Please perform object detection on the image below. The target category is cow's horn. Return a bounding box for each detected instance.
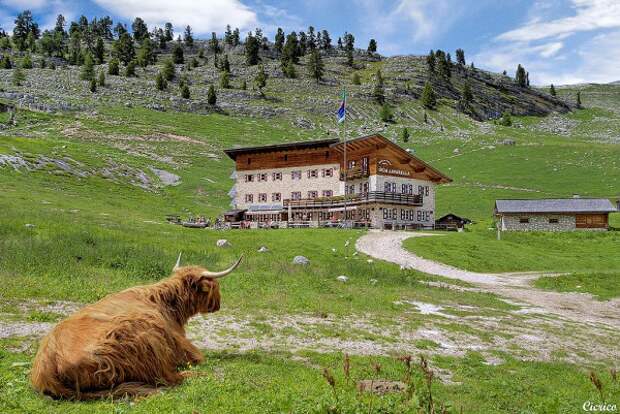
[173,252,182,271]
[201,256,243,279]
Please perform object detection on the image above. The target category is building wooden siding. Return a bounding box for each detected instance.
[234,147,340,171]
[575,214,608,229]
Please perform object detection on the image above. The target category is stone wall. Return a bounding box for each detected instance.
[501,214,576,231]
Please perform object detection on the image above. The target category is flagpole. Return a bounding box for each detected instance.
[342,87,347,227]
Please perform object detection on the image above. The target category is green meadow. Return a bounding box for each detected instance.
[1,101,620,412]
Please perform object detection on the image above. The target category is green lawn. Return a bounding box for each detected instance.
[403,225,620,299]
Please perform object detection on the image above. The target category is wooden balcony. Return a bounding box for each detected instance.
[339,166,370,181]
[283,191,423,210]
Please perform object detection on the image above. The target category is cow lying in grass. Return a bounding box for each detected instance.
[30,254,242,400]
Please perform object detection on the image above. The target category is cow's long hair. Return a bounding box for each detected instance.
[30,265,227,400]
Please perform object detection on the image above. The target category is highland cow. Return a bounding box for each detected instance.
[30,254,242,400]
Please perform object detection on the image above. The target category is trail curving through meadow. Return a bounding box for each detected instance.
[356,230,620,329]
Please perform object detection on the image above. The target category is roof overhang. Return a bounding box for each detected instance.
[224,138,339,161]
[331,134,452,184]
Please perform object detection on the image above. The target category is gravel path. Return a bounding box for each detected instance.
[356,230,620,329]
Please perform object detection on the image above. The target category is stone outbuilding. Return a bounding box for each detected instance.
[495,198,617,232]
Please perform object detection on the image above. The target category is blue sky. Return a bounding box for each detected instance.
[1,0,619,85]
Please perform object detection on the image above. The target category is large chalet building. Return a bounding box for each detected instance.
[224,134,452,229]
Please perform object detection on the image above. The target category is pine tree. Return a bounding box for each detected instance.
[172,43,184,64]
[98,70,105,86]
[220,70,230,88]
[125,59,136,77]
[307,26,316,50]
[80,53,95,80]
[224,25,233,46]
[426,50,436,74]
[550,84,556,96]
[184,26,194,49]
[22,54,33,69]
[515,64,527,87]
[307,49,324,82]
[455,48,465,66]
[162,58,175,80]
[379,104,393,122]
[13,10,40,51]
[232,28,240,46]
[137,38,156,67]
[283,60,296,78]
[88,77,96,92]
[245,32,260,65]
[164,23,173,41]
[254,65,268,96]
[499,111,512,126]
[367,39,377,55]
[132,17,149,42]
[207,84,217,105]
[346,49,353,67]
[401,127,410,143]
[282,32,300,67]
[155,72,167,90]
[94,36,105,63]
[180,83,190,99]
[274,28,285,54]
[13,65,26,85]
[299,31,307,56]
[421,81,436,109]
[0,55,12,69]
[320,30,331,50]
[221,54,230,73]
[462,80,473,103]
[372,69,385,104]
[113,32,135,65]
[108,58,119,75]
[576,91,582,108]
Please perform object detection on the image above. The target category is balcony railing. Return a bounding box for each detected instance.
[339,166,370,181]
[283,191,423,209]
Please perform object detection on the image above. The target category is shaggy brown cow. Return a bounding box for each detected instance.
[30,254,242,400]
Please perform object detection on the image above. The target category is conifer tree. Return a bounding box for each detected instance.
[282,32,300,65]
[550,83,556,96]
[113,32,135,65]
[207,84,217,105]
[137,38,156,67]
[13,65,26,86]
[93,36,105,64]
[307,49,324,82]
[89,78,97,92]
[164,22,173,41]
[515,64,527,87]
[221,54,230,73]
[180,83,190,99]
[172,42,184,64]
[372,69,385,104]
[162,58,175,80]
[232,28,240,46]
[320,30,331,50]
[220,70,230,88]
[401,127,410,143]
[379,104,393,122]
[184,25,194,49]
[224,25,233,46]
[283,60,296,78]
[125,59,136,77]
[22,54,33,69]
[155,72,167,90]
[455,48,465,66]
[499,111,512,126]
[421,81,436,109]
[254,64,267,96]
[426,50,436,74]
[576,91,582,108]
[98,70,105,86]
[13,10,40,51]
[80,53,95,80]
[209,32,219,57]
[108,58,119,75]
[132,17,149,42]
[462,79,473,103]
[245,32,260,65]
[367,39,377,55]
[0,55,12,69]
[274,28,285,54]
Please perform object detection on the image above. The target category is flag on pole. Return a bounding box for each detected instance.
[337,89,346,123]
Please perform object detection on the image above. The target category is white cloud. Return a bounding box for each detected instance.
[0,0,47,10]
[392,0,461,42]
[497,0,620,42]
[92,0,258,34]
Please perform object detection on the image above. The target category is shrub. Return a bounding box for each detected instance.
[155,72,167,91]
[180,84,190,99]
[499,111,512,126]
[379,104,394,122]
[125,60,136,77]
[108,58,120,75]
[207,85,216,105]
[220,71,230,89]
[162,58,175,81]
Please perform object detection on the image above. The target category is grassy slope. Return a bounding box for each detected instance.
[1,83,620,411]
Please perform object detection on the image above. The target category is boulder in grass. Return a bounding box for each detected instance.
[292,256,309,266]
[337,275,349,283]
[216,239,231,248]
[258,246,269,253]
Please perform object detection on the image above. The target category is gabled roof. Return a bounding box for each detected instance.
[436,213,471,223]
[224,138,339,160]
[495,198,617,214]
[331,134,452,184]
